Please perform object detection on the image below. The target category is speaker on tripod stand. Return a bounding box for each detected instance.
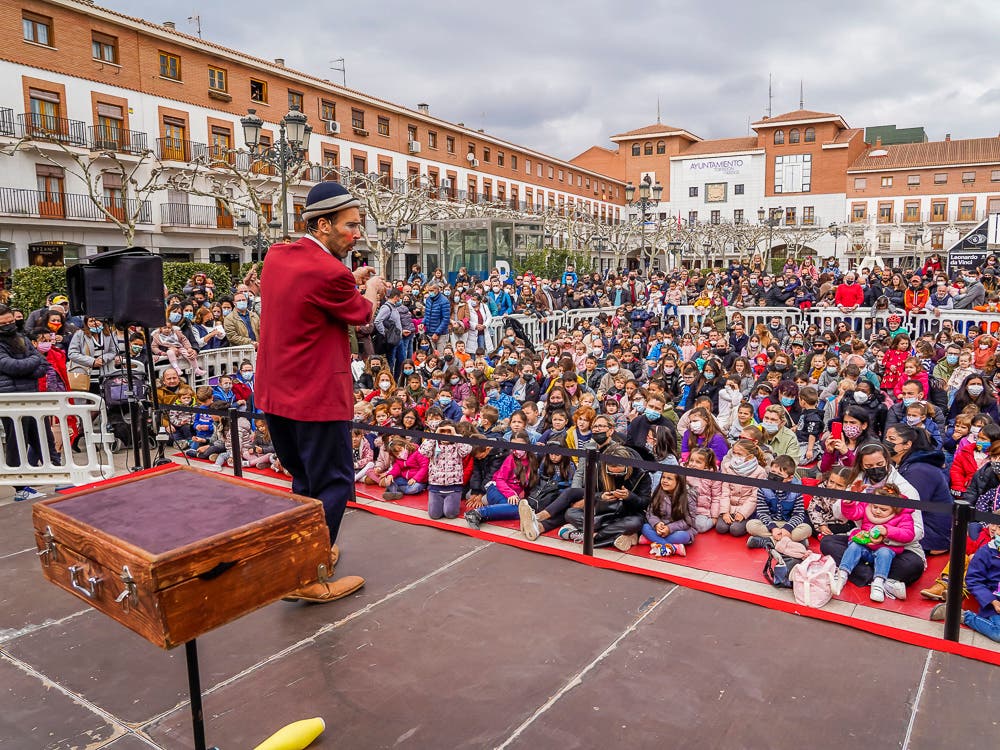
[67,248,165,470]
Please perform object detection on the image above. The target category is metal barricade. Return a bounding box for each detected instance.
[193,345,257,386]
[0,392,115,487]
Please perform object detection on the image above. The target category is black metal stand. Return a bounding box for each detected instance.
[184,639,220,750]
[943,500,972,642]
[120,336,151,472]
[227,407,244,479]
[583,448,597,557]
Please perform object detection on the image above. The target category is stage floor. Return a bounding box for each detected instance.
[1,477,999,749]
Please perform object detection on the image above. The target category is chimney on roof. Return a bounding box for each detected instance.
[457,122,464,127]
[163,20,176,29]
[274,58,285,66]
[876,137,882,147]
[478,129,485,133]
[945,133,951,141]
[417,103,430,114]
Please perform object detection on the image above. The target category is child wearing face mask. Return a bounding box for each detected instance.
[946,351,978,398]
[420,421,474,519]
[465,432,537,529]
[684,447,722,533]
[808,466,857,539]
[379,438,429,501]
[832,485,916,602]
[903,401,941,449]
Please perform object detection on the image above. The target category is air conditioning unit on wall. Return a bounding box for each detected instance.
[469,158,480,168]
[325,120,341,135]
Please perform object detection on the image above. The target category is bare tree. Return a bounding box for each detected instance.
[774,224,828,262]
[597,215,641,271]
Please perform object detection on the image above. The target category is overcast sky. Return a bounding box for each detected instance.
[119,0,1000,160]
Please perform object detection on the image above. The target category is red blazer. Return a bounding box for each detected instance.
[256,237,373,421]
[833,282,864,307]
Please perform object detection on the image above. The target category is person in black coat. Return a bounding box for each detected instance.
[886,423,953,554]
[0,304,50,501]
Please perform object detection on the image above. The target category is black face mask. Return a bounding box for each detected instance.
[591,430,609,444]
[766,472,783,483]
[0,323,17,336]
[865,466,889,484]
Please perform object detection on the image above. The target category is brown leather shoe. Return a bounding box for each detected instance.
[329,543,340,568]
[282,575,364,604]
[920,581,947,601]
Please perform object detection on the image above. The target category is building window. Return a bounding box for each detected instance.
[352,108,365,130]
[710,210,720,224]
[427,130,437,149]
[558,169,564,181]
[963,171,976,183]
[352,155,366,173]
[688,211,698,223]
[159,51,181,80]
[407,125,417,143]
[992,170,1000,182]
[208,66,227,92]
[734,209,744,224]
[548,166,554,178]
[852,203,867,222]
[773,130,784,145]
[378,161,391,184]
[789,128,800,144]
[785,207,796,225]
[249,79,267,102]
[511,154,518,170]
[804,127,815,142]
[881,176,893,188]
[210,125,232,163]
[689,186,698,197]
[907,174,920,186]
[320,99,335,121]
[959,199,976,221]
[94,102,124,149]
[774,153,812,193]
[495,151,504,166]
[644,142,653,155]
[934,173,948,184]
[656,141,665,154]
[931,200,947,222]
[854,177,867,190]
[92,32,118,63]
[483,147,491,163]
[377,116,390,136]
[878,231,891,251]
[632,144,640,156]
[904,201,920,222]
[802,206,815,225]
[734,183,744,195]
[878,202,893,223]
[288,90,303,110]
[931,230,944,250]
[23,12,53,46]
[446,136,455,153]
[27,88,61,136]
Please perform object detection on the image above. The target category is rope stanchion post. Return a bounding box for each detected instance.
[944,499,972,642]
[227,407,243,479]
[583,448,598,557]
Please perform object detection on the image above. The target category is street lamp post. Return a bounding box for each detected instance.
[757,205,783,267]
[240,106,312,240]
[377,224,408,277]
[828,222,845,260]
[236,212,280,262]
[625,174,663,272]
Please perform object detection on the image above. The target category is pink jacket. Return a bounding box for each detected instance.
[718,453,767,518]
[687,475,723,518]
[892,369,929,398]
[495,454,530,498]
[841,501,916,551]
[420,439,473,486]
[354,438,374,470]
[387,448,430,484]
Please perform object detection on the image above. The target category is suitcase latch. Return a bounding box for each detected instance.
[67,564,102,599]
[317,563,333,583]
[36,526,58,567]
[115,565,138,612]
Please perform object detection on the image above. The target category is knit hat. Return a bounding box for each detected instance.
[301,181,360,221]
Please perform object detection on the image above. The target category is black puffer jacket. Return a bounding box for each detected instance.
[0,332,48,392]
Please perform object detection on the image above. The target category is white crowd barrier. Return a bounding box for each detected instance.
[153,345,257,387]
[0,392,115,487]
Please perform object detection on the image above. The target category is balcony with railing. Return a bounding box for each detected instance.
[0,187,151,223]
[17,112,88,147]
[88,125,149,156]
[156,137,208,162]
[0,107,14,137]
[160,203,236,230]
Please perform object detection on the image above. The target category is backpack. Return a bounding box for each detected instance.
[381,310,402,347]
[526,477,562,512]
[762,549,800,588]
[788,552,837,608]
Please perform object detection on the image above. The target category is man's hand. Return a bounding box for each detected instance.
[243,265,261,296]
[354,266,377,286]
[365,275,388,299]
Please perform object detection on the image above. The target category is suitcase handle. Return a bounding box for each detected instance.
[68,564,102,599]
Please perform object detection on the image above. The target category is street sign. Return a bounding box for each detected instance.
[948,218,990,271]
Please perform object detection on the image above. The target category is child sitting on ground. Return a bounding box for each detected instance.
[188,387,216,455]
[420,420,473,519]
[746,454,810,548]
[833,484,916,602]
[961,523,1000,641]
[808,466,857,539]
[684,447,722,534]
[379,438,429,500]
[243,418,274,469]
[353,428,375,482]
[634,471,697,557]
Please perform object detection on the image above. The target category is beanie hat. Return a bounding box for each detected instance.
[301,181,360,221]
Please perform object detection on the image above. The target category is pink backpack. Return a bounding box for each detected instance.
[788,553,837,608]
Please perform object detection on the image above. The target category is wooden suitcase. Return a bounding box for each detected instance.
[31,465,332,649]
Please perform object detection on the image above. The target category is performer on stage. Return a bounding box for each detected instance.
[256,182,387,603]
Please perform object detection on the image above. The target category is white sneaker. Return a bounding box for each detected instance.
[870,577,886,603]
[518,499,542,541]
[831,569,848,596]
[614,533,638,552]
[883,578,907,600]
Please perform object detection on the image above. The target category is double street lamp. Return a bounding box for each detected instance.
[625,175,663,270]
[236,212,279,263]
[758,205,783,262]
[377,224,409,273]
[240,105,313,239]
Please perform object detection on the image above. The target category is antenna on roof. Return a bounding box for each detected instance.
[330,58,346,87]
[656,97,661,125]
[187,14,201,38]
[767,73,773,118]
[799,79,804,110]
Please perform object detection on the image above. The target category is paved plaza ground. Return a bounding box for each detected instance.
[2,462,1000,749]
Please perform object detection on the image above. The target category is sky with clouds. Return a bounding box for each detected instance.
[117,0,1000,160]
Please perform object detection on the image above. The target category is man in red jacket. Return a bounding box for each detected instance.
[257,182,386,603]
[833,271,864,312]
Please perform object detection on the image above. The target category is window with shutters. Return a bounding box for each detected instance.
[95,102,124,149]
[159,51,181,80]
[92,32,118,63]
[23,12,53,46]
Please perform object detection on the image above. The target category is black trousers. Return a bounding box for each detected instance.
[564,506,645,548]
[2,415,43,492]
[265,414,354,544]
[819,534,926,586]
[538,487,583,531]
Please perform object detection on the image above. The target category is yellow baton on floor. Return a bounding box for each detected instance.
[253,717,326,750]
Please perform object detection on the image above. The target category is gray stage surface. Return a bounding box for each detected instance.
[1,500,997,749]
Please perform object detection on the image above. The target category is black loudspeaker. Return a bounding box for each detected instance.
[66,248,165,328]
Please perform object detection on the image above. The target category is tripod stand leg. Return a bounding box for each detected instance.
[185,639,210,750]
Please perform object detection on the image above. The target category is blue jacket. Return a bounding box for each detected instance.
[487,290,514,316]
[754,481,805,529]
[898,449,953,552]
[488,392,520,421]
[422,293,451,336]
[438,398,462,421]
[212,385,237,405]
[966,543,1000,615]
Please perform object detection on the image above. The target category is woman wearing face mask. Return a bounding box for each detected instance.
[760,404,800,463]
[363,369,396,404]
[191,306,226,351]
[150,307,205,377]
[948,374,1000,431]
[951,422,1000,501]
[820,444,926,594]
[176,301,202,353]
[680,406,729,465]
[886,424,953,555]
[68,316,130,392]
[838,379,887,436]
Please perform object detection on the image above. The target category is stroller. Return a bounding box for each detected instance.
[100,369,152,448]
